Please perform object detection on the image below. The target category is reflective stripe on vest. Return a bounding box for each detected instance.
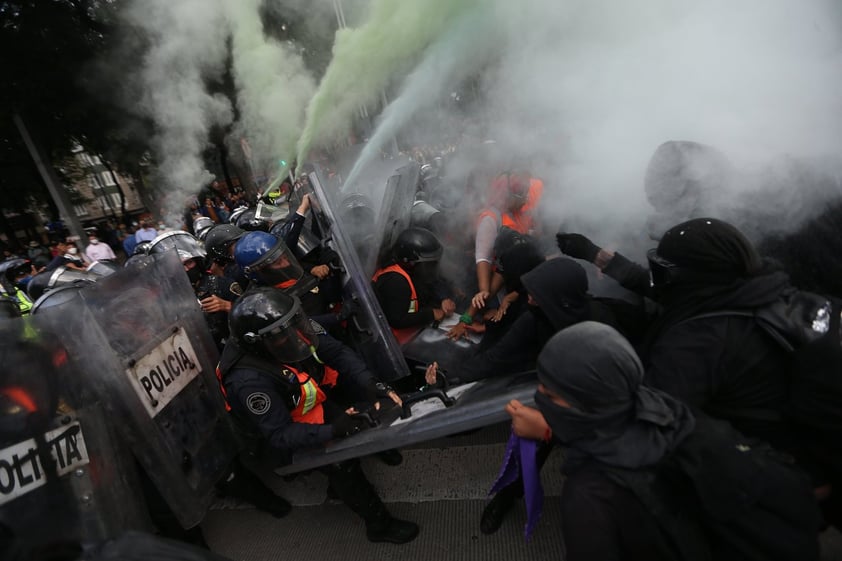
[372,264,421,344]
[14,288,31,315]
[285,365,326,424]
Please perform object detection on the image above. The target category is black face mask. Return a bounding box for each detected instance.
[186,266,203,285]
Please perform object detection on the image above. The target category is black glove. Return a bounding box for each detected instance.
[556,233,601,263]
[365,380,393,403]
[331,413,367,438]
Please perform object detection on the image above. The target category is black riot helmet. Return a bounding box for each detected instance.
[393,227,442,265]
[229,287,318,363]
[234,208,271,232]
[205,224,245,264]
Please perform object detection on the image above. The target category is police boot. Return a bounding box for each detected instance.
[480,481,521,534]
[218,458,291,518]
[328,460,419,544]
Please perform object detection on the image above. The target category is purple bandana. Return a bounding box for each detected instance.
[489,430,544,540]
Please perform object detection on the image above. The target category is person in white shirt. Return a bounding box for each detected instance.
[85,233,116,262]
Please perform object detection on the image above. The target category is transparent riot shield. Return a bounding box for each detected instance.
[306,167,411,382]
[31,252,240,528]
[0,317,151,550]
[274,371,538,476]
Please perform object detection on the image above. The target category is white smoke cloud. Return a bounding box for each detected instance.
[125,0,233,223]
[224,0,317,183]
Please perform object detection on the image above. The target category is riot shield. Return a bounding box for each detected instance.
[274,371,538,475]
[31,252,240,528]
[0,317,150,551]
[26,266,102,300]
[306,168,411,382]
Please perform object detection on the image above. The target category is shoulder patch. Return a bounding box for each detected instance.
[246,392,271,415]
[309,319,327,335]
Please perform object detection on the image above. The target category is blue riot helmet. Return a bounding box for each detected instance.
[234,231,304,288]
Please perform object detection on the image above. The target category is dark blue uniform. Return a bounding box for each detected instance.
[218,333,375,458]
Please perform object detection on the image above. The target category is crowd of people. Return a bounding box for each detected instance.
[1,143,840,560]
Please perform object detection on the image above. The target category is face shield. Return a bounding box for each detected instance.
[247,243,304,289]
[242,298,318,363]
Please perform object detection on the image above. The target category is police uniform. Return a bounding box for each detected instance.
[218,332,374,460]
[218,336,416,541]
[193,272,242,350]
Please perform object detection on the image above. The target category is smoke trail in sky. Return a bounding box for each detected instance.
[342,8,499,192]
[295,0,479,167]
[224,0,316,189]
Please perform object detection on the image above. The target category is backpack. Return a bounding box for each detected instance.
[603,414,822,561]
[684,290,842,457]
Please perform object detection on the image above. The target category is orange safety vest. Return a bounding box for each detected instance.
[477,177,544,235]
[216,362,339,422]
[372,264,422,345]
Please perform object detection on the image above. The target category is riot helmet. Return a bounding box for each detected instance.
[133,240,153,257]
[648,218,762,291]
[193,216,215,241]
[31,282,90,315]
[228,205,249,225]
[393,227,442,283]
[0,258,31,283]
[27,267,99,301]
[234,208,271,232]
[234,231,304,288]
[229,287,318,363]
[393,227,442,265]
[147,231,206,263]
[205,224,245,264]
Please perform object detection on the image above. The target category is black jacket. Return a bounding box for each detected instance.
[642,272,796,450]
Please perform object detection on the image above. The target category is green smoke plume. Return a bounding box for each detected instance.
[295,0,480,166]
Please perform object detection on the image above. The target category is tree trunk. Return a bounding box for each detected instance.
[102,157,128,220]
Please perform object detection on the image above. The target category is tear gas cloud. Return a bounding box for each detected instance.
[123,0,232,225]
[224,0,315,187]
[315,0,842,258]
[118,0,327,221]
[295,0,481,166]
[115,0,842,256]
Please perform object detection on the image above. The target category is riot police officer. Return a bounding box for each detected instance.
[234,231,329,319]
[148,232,242,351]
[372,227,456,344]
[204,224,249,289]
[217,288,418,544]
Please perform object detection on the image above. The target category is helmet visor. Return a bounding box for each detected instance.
[258,301,319,363]
[252,244,304,289]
